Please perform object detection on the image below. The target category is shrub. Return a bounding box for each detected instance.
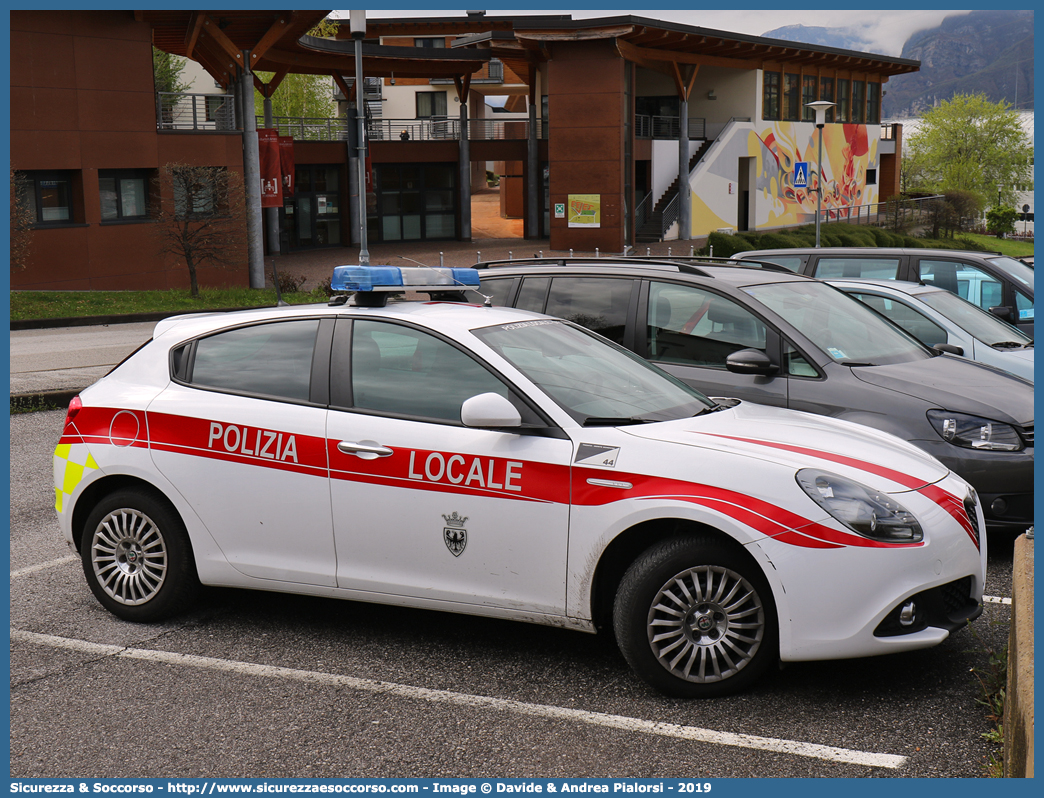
[755,232,797,248]
[705,231,749,257]
[269,269,307,294]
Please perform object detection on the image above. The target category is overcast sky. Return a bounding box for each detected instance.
[333,7,973,57]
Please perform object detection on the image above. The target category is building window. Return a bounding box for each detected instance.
[416,91,448,119]
[99,170,150,221]
[27,171,75,224]
[762,72,781,121]
[819,77,835,122]
[866,82,881,124]
[851,80,865,123]
[836,79,850,123]
[866,169,877,185]
[783,73,801,121]
[414,37,446,48]
[802,75,817,121]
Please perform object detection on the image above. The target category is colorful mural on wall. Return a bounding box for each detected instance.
[689,120,880,236]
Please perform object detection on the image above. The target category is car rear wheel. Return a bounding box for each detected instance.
[80,489,200,622]
[613,535,777,697]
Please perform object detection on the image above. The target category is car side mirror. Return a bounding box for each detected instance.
[988,306,1014,322]
[460,392,522,428]
[725,348,779,376]
[933,343,964,356]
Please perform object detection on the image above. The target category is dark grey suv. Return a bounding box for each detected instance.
[476,257,1033,531]
[733,247,1035,337]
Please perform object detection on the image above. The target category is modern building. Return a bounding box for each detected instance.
[11,9,919,291]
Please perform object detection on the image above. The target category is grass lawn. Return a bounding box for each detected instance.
[958,233,1034,259]
[9,287,327,321]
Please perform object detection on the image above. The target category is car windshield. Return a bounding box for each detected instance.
[472,319,715,424]
[987,256,1034,291]
[743,281,932,365]
[920,290,1033,347]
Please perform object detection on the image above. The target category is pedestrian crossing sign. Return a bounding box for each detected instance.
[794,162,809,189]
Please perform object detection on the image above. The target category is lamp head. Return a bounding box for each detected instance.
[349,9,366,39]
[806,100,835,127]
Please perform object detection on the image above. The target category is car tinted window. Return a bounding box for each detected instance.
[544,277,633,345]
[1015,290,1034,323]
[918,259,1003,312]
[189,319,320,401]
[848,292,948,348]
[813,257,900,279]
[477,277,517,307]
[647,281,767,368]
[351,320,507,422]
[744,281,930,365]
[746,255,803,272]
[516,276,550,313]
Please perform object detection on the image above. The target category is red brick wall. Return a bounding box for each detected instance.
[11,10,249,291]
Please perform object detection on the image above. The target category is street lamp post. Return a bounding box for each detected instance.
[350,10,370,266]
[806,100,835,247]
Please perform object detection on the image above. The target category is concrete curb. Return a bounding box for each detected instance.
[1003,530,1034,777]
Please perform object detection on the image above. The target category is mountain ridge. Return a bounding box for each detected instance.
[761,10,1033,118]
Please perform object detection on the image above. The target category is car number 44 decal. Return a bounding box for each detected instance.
[575,444,621,468]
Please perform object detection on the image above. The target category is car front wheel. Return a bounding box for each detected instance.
[80,489,200,622]
[613,535,777,697]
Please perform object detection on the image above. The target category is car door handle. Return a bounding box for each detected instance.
[337,440,394,459]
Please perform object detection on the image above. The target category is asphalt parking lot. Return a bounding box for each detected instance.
[11,408,1014,779]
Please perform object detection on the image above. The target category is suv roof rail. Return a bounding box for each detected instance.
[624,254,794,273]
[474,257,711,275]
[472,255,794,277]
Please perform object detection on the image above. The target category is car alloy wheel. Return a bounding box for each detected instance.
[89,507,168,606]
[647,564,765,683]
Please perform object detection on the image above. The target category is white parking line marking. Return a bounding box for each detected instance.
[12,628,906,769]
[10,555,78,579]
[983,595,1012,605]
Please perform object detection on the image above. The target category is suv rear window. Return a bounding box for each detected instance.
[813,258,900,279]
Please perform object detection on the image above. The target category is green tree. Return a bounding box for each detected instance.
[254,17,338,120]
[904,93,1033,207]
[985,206,1019,238]
[153,47,191,95]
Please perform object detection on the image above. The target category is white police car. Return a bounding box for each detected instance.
[54,266,986,697]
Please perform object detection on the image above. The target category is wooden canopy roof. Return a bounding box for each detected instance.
[138,9,490,93]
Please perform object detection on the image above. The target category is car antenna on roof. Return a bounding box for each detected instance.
[398,255,494,306]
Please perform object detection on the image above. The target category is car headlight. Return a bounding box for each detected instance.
[796,469,923,543]
[927,410,1024,451]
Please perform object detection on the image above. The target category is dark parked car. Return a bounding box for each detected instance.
[733,247,1034,337]
[476,257,1034,531]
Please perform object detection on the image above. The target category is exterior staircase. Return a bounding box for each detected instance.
[636,141,709,242]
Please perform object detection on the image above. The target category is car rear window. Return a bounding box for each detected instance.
[813,258,900,280]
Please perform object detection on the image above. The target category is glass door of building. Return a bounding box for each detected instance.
[286,165,343,250]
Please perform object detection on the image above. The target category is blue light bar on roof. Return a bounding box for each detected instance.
[330,265,481,293]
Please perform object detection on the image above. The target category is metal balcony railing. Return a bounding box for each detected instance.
[157,92,236,131]
[368,117,544,141]
[635,115,706,140]
[258,116,352,141]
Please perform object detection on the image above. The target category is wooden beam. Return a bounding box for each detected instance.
[185,11,206,59]
[331,71,353,102]
[200,16,245,68]
[453,71,473,104]
[249,12,297,68]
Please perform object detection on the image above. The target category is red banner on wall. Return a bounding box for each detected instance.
[278,135,295,197]
[258,129,282,208]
